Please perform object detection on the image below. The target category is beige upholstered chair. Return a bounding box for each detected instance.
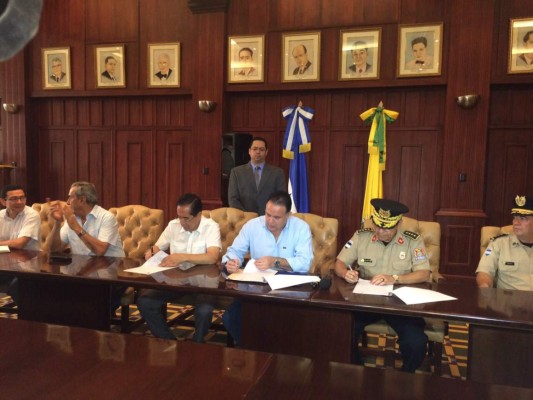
[361,216,445,375]
[32,201,67,250]
[292,212,338,277]
[109,205,165,332]
[480,225,513,258]
[201,207,258,256]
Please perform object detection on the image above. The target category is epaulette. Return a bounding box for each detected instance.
[403,230,420,240]
[490,234,508,241]
[356,227,373,235]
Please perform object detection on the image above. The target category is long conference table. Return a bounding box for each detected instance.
[0,250,532,390]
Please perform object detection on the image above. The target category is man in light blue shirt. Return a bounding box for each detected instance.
[222,190,313,345]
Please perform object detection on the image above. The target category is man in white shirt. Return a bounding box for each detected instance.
[137,193,221,343]
[0,185,41,303]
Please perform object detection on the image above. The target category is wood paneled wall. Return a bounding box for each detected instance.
[0,0,532,276]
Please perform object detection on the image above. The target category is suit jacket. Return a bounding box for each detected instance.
[101,70,117,82]
[155,69,173,80]
[228,163,286,215]
[349,63,372,73]
[292,61,312,75]
[49,72,66,84]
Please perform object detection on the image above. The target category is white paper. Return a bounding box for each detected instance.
[0,245,10,253]
[124,251,178,275]
[265,275,320,290]
[226,259,277,283]
[353,278,394,296]
[392,286,457,305]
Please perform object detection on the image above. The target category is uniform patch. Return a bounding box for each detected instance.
[484,248,491,256]
[413,248,427,261]
[360,258,372,263]
[357,228,373,235]
[344,240,353,249]
[403,230,420,240]
[371,235,378,242]
[397,237,404,245]
[399,251,406,260]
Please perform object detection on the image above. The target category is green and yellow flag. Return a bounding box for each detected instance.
[360,102,399,222]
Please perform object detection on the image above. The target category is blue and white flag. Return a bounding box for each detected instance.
[282,105,314,213]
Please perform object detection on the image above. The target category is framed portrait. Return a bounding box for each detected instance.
[148,43,180,87]
[42,47,71,90]
[339,28,381,80]
[282,31,320,82]
[228,35,264,83]
[95,45,125,88]
[508,18,533,74]
[397,23,443,77]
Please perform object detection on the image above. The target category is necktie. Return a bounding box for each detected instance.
[56,76,60,82]
[254,166,261,188]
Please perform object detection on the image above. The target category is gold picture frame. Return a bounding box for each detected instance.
[397,23,443,77]
[148,43,180,87]
[42,47,71,90]
[95,45,125,88]
[339,28,381,81]
[228,35,264,83]
[282,31,320,82]
[508,18,533,74]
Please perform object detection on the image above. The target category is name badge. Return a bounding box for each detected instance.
[505,262,515,266]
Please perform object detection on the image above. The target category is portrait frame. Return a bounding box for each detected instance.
[508,18,533,74]
[42,47,71,90]
[339,28,381,81]
[148,43,181,87]
[282,31,320,83]
[228,35,264,83]
[95,45,125,88]
[397,23,443,78]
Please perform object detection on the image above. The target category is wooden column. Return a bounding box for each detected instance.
[436,0,494,275]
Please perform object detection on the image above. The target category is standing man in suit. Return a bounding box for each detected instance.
[228,137,286,215]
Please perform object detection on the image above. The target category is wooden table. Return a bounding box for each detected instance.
[2,318,532,400]
[1,251,532,388]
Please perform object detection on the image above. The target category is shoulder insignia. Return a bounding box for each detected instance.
[356,228,373,235]
[490,234,508,241]
[403,230,420,240]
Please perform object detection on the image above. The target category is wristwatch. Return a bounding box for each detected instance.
[77,230,86,238]
[392,274,399,283]
[274,258,281,269]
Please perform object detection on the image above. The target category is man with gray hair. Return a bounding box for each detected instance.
[45,181,125,257]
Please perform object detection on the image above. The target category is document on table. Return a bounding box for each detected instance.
[353,279,394,296]
[124,251,176,275]
[226,258,278,283]
[264,275,320,290]
[392,286,457,305]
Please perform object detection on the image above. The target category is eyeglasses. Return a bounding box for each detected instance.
[5,196,26,202]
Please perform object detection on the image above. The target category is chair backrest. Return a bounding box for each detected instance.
[364,216,441,281]
[32,202,67,250]
[201,207,258,256]
[292,213,339,277]
[109,205,164,258]
[480,225,513,258]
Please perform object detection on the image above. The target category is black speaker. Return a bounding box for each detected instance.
[221,132,253,177]
[221,133,253,206]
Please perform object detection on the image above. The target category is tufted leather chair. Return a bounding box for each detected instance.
[201,207,258,257]
[32,202,67,250]
[361,216,445,375]
[480,225,513,258]
[109,205,164,259]
[108,205,164,332]
[292,212,339,277]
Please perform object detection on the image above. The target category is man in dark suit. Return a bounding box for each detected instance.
[228,137,286,215]
[292,44,312,75]
[348,41,372,75]
[154,52,174,81]
[49,57,67,84]
[101,56,118,82]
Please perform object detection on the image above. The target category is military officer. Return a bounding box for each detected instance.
[334,198,430,373]
[476,195,533,291]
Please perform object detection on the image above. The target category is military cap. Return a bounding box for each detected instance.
[511,195,533,216]
[370,198,409,229]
